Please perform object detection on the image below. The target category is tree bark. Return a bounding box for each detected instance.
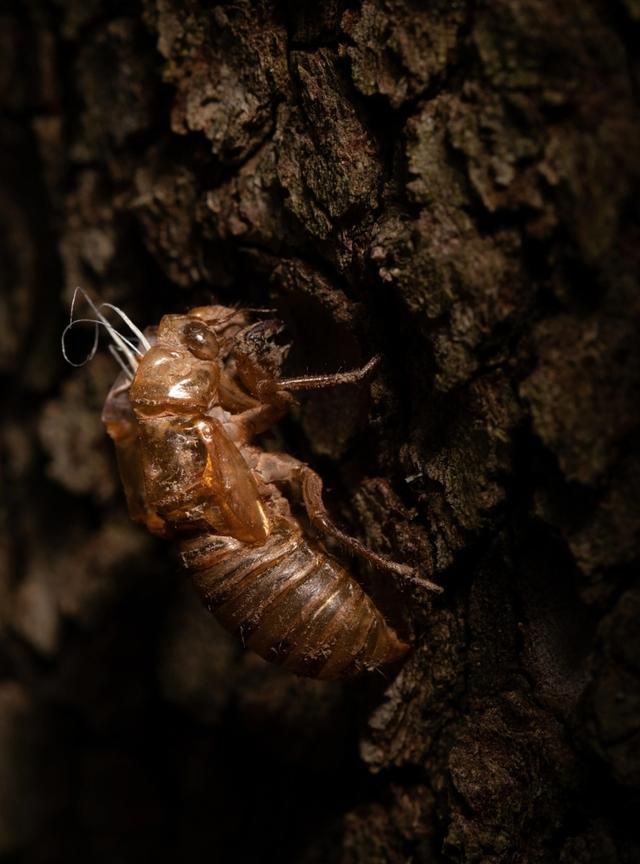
[1,1,639,862]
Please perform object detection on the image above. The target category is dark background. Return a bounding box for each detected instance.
[1,1,639,862]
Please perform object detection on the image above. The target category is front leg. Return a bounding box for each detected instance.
[257,355,380,399]
[230,399,291,444]
[228,357,380,444]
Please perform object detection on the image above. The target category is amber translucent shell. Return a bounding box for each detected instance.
[103,309,410,679]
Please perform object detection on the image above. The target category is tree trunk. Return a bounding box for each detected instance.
[1,1,639,862]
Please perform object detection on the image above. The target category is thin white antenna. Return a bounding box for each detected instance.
[108,344,136,380]
[62,315,141,371]
[61,287,146,378]
[100,302,152,352]
[63,287,100,365]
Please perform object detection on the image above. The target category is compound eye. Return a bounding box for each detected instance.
[182,320,219,361]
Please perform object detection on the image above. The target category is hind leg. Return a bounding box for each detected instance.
[254,453,442,593]
[299,467,442,594]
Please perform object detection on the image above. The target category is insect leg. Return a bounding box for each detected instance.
[229,400,291,443]
[271,355,381,393]
[299,467,443,594]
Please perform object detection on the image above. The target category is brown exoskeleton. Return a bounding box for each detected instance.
[64,292,441,679]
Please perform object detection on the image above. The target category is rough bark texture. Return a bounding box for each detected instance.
[1,1,639,862]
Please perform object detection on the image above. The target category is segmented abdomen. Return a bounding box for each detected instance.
[179,520,409,680]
